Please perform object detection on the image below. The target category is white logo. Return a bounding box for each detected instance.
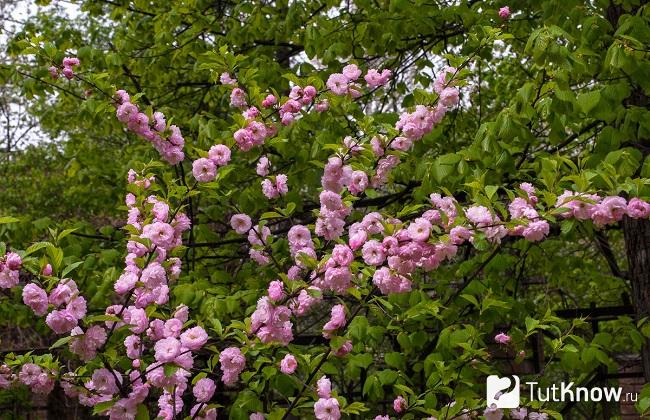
[486,375,520,408]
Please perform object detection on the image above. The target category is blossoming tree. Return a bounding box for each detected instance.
[1,0,650,419]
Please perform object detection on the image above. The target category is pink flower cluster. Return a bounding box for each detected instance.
[327,64,391,96]
[230,214,275,265]
[261,174,288,199]
[219,347,246,385]
[18,363,55,394]
[118,189,190,307]
[251,297,294,345]
[0,251,21,288]
[508,184,550,241]
[322,304,346,338]
[314,376,340,419]
[69,325,107,361]
[46,279,87,334]
[114,90,185,164]
[555,192,649,226]
[234,120,270,151]
[58,305,208,419]
[288,224,316,267]
[315,190,351,240]
[364,68,393,88]
[49,56,80,80]
[278,85,318,125]
[192,144,231,183]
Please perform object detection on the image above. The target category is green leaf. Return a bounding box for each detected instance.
[57,228,78,242]
[577,91,600,114]
[61,261,84,278]
[164,363,179,377]
[135,404,150,420]
[525,317,540,333]
[92,399,117,415]
[0,217,19,224]
[49,335,74,350]
[25,241,53,256]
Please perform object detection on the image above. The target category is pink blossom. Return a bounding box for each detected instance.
[393,395,407,413]
[323,304,346,337]
[230,88,247,107]
[220,72,236,85]
[62,57,80,67]
[365,69,392,87]
[485,406,504,420]
[315,100,329,112]
[42,264,53,276]
[92,368,120,395]
[243,106,260,119]
[331,244,354,266]
[193,378,216,403]
[314,397,340,420]
[290,287,321,316]
[49,66,59,79]
[349,229,368,251]
[250,414,265,420]
[22,283,49,316]
[180,326,208,350]
[280,354,298,374]
[342,64,361,81]
[262,94,277,108]
[5,252,21,270]
[321,266,352,294]
[372,267,412,295]
[590,196,627,226]
[231,214,252,234]
[141,222,175,249]
[45,309,77,334]
[275,174,288,195]
[257,156,271,176]
[522,220,550,242]
[154,337,181,362]
[361,240,386,266]
[288,225,313,252]
[628,198,650,218]
[555,191,600,219]
[498,6,511,19]
[208,144,231,166]
[407,218,432,242]
[248,225,271,246]
[220,347,246,386]
[268,280,285,301]
[66,296,87,320]
[333,340,353,357]
[326,73,349,96]
[163,318,183,338]
[494,332,511,344]
[124,335,141,359]
[440,87,460,107]
[192,158,217,182]
[141,262,166,288]
[370,136,385,156]
[348,170,368,195]
[317,375,332,398]
[262,179,279,199]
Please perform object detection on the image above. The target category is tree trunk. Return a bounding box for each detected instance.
[623,216,650,381]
